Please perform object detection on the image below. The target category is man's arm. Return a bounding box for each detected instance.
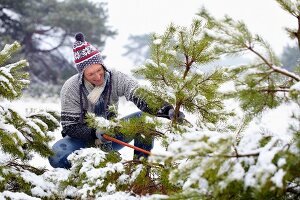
[60,77,96,140]
[62,124,96,140]
[114,71,174,117]
[61,114,97,140]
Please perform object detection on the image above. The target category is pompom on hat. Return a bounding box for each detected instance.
[73,32,106,73]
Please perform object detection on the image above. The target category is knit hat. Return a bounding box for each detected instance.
[73,32,106,73]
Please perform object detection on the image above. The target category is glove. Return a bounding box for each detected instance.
[95,129,113,152]
[95,129,108,143]
[157,104,173,118]
[168,109,185,123]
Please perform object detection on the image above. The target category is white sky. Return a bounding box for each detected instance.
[100,0,295,74]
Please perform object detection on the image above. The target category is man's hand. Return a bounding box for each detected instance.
[168,109,185,123]
[95,129,113,152]
[95,129,109,144]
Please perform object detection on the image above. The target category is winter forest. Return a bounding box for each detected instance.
[0,0,300,199]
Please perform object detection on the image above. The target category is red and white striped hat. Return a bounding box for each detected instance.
[73,32,105,73]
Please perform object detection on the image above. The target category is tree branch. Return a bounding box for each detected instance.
[160,73,170,86]
[247,46,300,81]
[33,33,67,53]
[6,160,46,175]
[33,27,54,35]
[297,15,300,50]
[207,152,259,158]
[183,54,193,79]
[259,88,290,93]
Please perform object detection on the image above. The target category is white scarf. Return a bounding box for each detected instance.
[84,73,108,105]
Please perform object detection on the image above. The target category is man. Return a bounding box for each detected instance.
[48,33,184,169]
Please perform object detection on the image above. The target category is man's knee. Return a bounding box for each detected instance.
[48,152,71,169]
[49,141,72,169]
[48,136,89,169]
[121,111,143,121]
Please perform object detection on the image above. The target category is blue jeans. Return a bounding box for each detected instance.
[48,111,153,169]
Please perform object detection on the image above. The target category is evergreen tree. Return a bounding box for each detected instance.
[55,19,234,199]
[276,0,300,50]
[55,113,179,198]
[133,20,231,128]
[153,2,300,199]
[8,1,298,199]
[0,42,60,197]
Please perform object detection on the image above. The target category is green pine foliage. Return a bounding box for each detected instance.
[199,7,300,115]
[159,127,300,199]
[0,42,29,100]
[133,20,231,128]
[0,42,60,197]
[276,0,300,49]
[59,148,178,198]
[86,112,164,146]
[57,1,300,199]
[154,2,300,199]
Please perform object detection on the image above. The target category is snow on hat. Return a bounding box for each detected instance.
[73,32,105,73]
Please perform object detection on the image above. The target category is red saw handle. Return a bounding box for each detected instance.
[102,134,152,155]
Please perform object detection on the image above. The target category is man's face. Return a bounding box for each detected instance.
[83,64,105,86]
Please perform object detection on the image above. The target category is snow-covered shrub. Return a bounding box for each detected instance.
[132,2,300,199]
[0,42,60,198]
[59,147,178,199]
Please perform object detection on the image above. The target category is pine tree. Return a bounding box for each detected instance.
[0,42,60,197]
[38,1,300,199]
[276,0,300,50]
[57,113,178,198]
[199,6,300,115]
[133,20,231,128]
[153,2,300,199]
[57,19,234,199]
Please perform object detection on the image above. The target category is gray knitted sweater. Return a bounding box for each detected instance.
[60,70,159,140]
